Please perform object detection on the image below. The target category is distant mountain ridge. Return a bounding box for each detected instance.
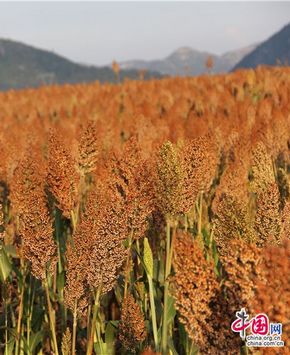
[119,44,257,76]
[233,23,290,70]
[2,21,289,92]
[0,38,161,90]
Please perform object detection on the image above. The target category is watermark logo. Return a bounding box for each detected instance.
[231,308,284,348]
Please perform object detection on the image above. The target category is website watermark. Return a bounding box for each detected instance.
[231,308,284,348]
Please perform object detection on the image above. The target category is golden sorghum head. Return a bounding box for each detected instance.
[47,129,79,218]
[201,238,261,354]
[180,134,218,209]
[219,238,262,310]
[156,136,219,217]
[155,141,183,217]
[64,240,90,317]
[86,185,128,295]
[254,182,282,247]
[119,293,147,352]
[250,240,290,348]
[205,288,243,354]
[214,150,249,205]
[64,185,104,316]
[61,328,72,355]
[78,120,99,176]
[21,198,56,279]
[110,137,154,240]
[213,192,255,255]
[173,230,220,352]
[10,147,43,217]
[64,182,129,315]
[250,141,275,194]
[10,149,56,279]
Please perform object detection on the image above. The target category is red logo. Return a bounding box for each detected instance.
[231,308,269,339]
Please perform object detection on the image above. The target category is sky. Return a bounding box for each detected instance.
[0,2,290,66]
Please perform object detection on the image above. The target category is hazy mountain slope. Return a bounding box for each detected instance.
[120,44,257,76]
[233,23,290,70]
[0,39,161,90]
[217,44,257,72]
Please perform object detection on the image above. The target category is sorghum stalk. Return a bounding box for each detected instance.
[184,214,188,232]
[26,275,35,348]
[72,300,77,355]
[162,218,176,354]
[44,278,59,355]
[53,263,57,295]
[70,209,78,234]
[124,230,134,298]
[3,284,8,355]
[87,284,102,355]
[188,339,196,355]
[136,240,141,265]
[87,304,92,344]
[55,208,67,333]
[143,237,158,350]
[15,258,25,355]
[198,191,203,237]
[168,224,177,277]
[147,275,158,350]
[162,218,171,353]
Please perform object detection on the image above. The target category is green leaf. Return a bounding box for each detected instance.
[29,331,44,353]
[94,339,107,355]
[105,321,117,346]
[157,258,165,284]
[4,245,17,258]
[167,337,179,355]
[20,337,30,355]
[166,295,176,325]
[109,320,119,329]
[56,271,65,292]
[143,237,153,278]
[0,245,12,282]
[104,321,116,355]
[201,228,210,247]
[4,337,15,355]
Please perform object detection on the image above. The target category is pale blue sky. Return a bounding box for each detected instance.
[0,2,290,65]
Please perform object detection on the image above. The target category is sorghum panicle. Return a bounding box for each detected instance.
[47,129,79,218]
[119,293,147,351]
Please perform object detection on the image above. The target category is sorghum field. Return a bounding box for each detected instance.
[0,66,289,355]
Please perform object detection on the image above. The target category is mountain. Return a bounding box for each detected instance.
[0,38,161,90]
[233,23,290,70]
[120,44,257,76]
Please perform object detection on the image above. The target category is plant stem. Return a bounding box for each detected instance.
[168,224,176,274]
[44,279,59,355]
[15,240,25,355]
[189,339,194,355]
[87,303,91,345]
[148,275,158,351]
[124,230,133,298]
[162,218,174,354]
[184,214,188,232]
[55,209,67,334]
[72,300,77,355]
[198,191,203,237]
[27,275,35,348]
[15,279,25,355]
[87,286,101,355]
[3,283,8,355]
[136,240,141,265]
